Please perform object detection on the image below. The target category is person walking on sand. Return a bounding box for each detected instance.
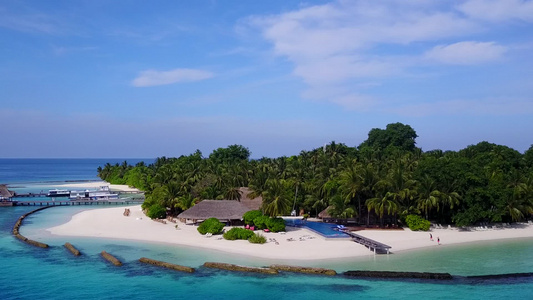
[430,233,433,241]
[437,237,440,245]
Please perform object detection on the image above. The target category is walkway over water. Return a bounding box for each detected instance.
[12,199,144,206]
[343,231,392,254]
[12,191,144,198]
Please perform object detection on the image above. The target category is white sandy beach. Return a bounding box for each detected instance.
[47,205,533,260]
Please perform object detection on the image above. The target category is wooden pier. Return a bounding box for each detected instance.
[13,192,48,198]
[12,191,144,198]
[12,199,144,206]
[343,231,392,254]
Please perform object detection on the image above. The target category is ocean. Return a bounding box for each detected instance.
[0,159,532,299]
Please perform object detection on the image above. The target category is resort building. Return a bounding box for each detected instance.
[178,200,253,225]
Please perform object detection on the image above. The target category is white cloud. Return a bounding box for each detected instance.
[132,68,214,87]
[424,41,507,65]
[457,0,533,22]
[247,0,482,109]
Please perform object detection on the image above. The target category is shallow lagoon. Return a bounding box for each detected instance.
[1,205,530,299]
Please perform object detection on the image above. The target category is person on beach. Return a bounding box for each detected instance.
[437,237,440,245]
[430,233,433,241]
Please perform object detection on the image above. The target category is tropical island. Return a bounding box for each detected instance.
[46,122,533,261]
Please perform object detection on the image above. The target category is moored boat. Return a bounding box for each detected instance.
[69,186,119,201]
[46,189,70,197]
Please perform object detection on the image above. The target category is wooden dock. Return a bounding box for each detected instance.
[13,191,143,198]
[12,199,144,206]
[343,231,392,254]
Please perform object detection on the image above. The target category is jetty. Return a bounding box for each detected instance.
[11,199,144,206]
[12,190,144,198]
[343,231,392,254]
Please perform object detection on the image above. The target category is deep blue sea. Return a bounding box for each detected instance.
[1,159,532,299]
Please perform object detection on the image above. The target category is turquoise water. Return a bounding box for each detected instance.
[1,159,533,299]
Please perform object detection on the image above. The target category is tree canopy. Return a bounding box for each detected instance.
[100,123,533,227]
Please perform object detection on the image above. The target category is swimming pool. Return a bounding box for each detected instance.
[283,218,350,238]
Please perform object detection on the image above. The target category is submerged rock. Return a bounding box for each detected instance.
[344,270,453,280]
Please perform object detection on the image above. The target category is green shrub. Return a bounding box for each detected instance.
[253,215,270,230]
[146,204,166,219]
[197,218,225,235]
[266,217,286,232]
[223,227,254,240]
[243,210,263,225]
[248,233,266,244]
[405,214,431,231]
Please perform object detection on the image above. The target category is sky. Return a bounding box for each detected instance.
[1,0,532,158]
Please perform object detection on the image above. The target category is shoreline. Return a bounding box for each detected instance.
[47,205,533,261]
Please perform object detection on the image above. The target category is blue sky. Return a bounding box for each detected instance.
[1,0,532,158]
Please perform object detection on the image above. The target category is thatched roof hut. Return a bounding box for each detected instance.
[177,200,251,222]
[0,185,14,199]
[318,206,333,219]
[239,187,262,211]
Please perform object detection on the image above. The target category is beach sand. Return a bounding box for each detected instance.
[48,205,533,260]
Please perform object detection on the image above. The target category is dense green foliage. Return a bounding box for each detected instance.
[99,124,533,227]
[242,210,286,231]
[223,227,254,240]
[243,210,263,225]
[146,204,166,219]
[265,217,286,232]
[405,214,431,231]
[253,215,270,230]
[248,233,267,244]
[197,218,225,235]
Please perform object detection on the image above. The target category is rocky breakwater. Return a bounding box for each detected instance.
[344,270,453,280]
[12,206,51,248]
[270,264,337,276]
[101,251,122,266]
[139,257,195,273]
[64,242,81,256]
[203,262,278,275]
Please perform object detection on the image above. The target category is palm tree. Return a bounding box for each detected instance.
[416,175,441,219]
[385,157,417,214]
[338,160,362,219]
[504,193,525,222]
[175,194,196,212]
[328,194,356,218]
[262,179,292,216]
[225,186,242,201]
[366,194,399,226]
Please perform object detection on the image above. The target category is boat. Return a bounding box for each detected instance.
[69,186,119,201]
[46,189,71,197]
